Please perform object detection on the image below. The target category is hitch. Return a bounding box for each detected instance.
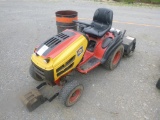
[21,82,59,112]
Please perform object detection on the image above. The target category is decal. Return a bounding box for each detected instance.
[77,46,83,56]
[37,45,49,56]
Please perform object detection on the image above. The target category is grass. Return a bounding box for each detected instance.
[115,0,160,4]
[86,0,160,7]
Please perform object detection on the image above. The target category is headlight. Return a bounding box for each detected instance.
[43,58,50,63]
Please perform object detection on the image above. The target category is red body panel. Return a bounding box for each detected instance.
[77,32,114,74]
[79,50,94,65]
[93,32,114,59]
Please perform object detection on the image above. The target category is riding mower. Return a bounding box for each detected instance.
[21,8,136,112]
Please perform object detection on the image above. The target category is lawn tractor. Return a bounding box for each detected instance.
[21,8,136,112]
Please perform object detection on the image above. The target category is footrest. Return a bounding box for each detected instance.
[21,89,46,112]
[77,57,100,73]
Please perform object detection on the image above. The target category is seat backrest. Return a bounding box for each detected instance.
[83,8,113,37]
[92,8,113,27]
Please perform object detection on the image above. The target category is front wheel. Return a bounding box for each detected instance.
[59,80,84,107]
[103,45,124,70]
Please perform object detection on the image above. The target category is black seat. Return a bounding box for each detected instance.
[83,8,113,37]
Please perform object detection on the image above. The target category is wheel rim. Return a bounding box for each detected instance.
[112,51,121,65]
[69,89,81,103]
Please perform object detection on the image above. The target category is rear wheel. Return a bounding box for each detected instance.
[59,80,83,107]
[103,45,124,70]
[29,64,43,81]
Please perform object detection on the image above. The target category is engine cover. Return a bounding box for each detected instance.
[31,29,88,82]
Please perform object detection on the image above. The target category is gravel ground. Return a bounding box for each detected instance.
[0,0,160,120]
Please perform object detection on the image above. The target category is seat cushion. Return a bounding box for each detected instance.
[83,22,111,37]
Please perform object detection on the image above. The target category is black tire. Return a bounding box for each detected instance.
[59,80,83,107]
[103,45,124,70]
[156,78,160,89]
[29,64,43,81]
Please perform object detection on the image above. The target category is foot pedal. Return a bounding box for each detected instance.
[21,89,46,112]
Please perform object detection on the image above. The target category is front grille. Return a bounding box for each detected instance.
[32,63,54,85]
[44,32,70,48]
[56,55,75,76]
[57,63,74,76]
[33,64,45,79]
